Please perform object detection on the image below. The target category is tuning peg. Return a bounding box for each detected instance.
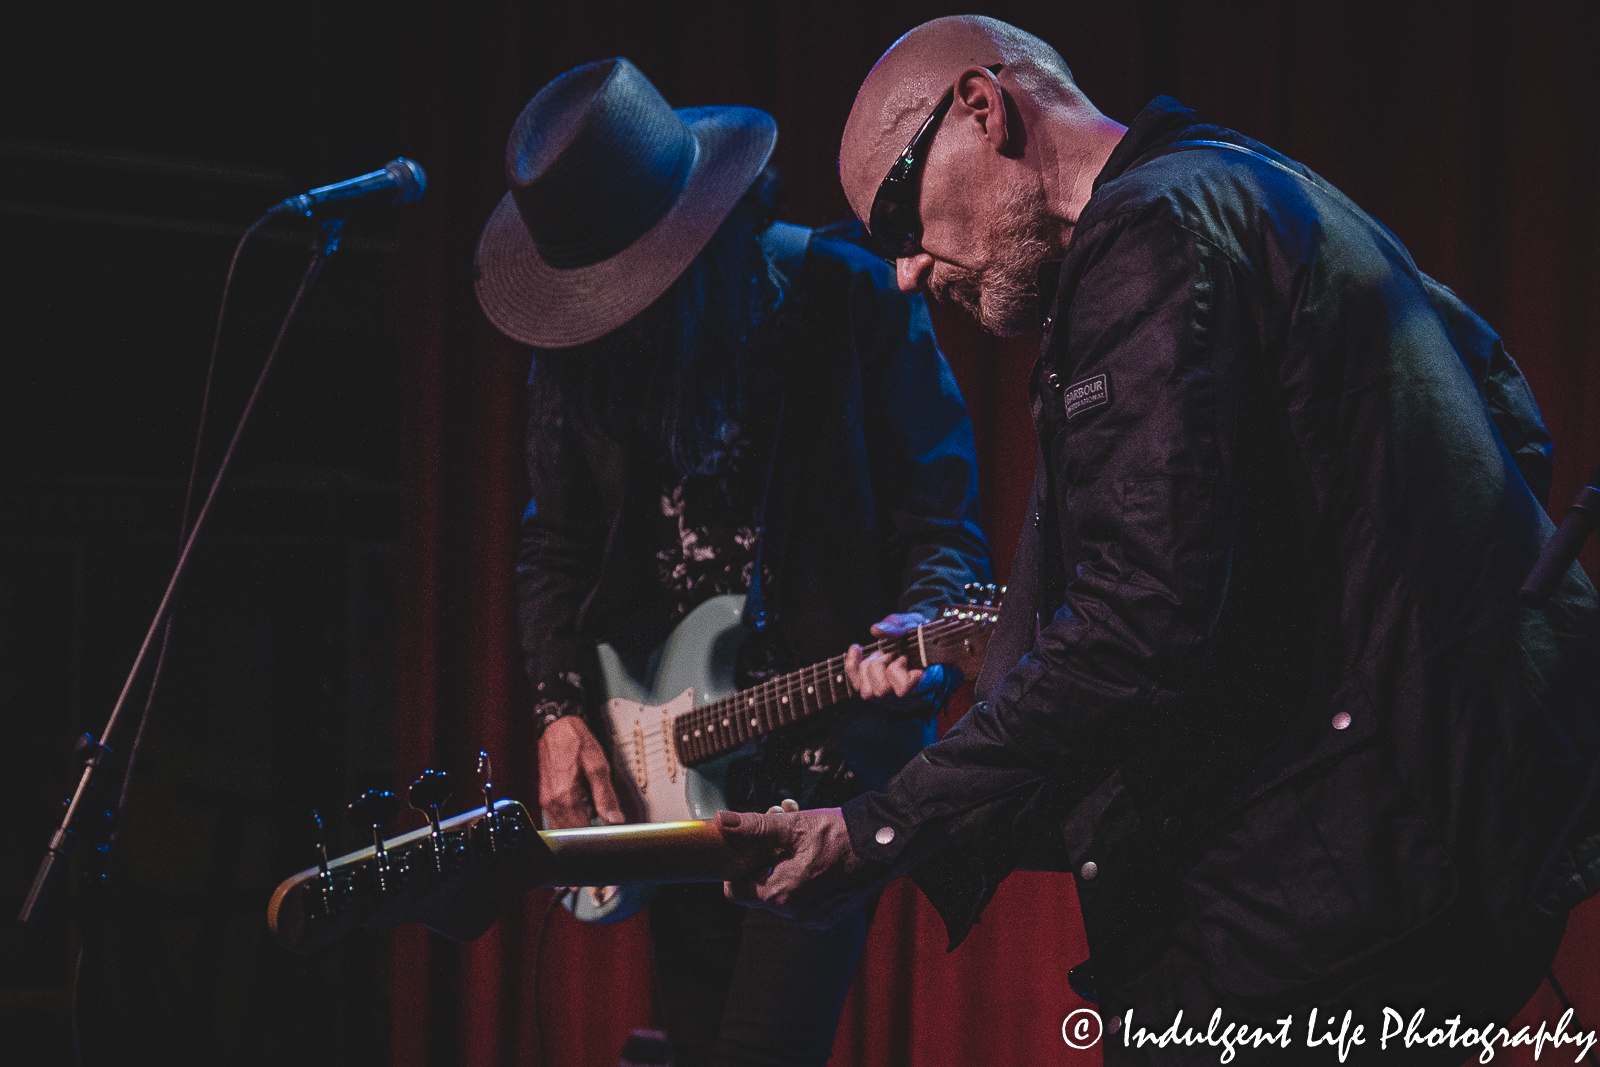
[408,769,452,826]
[477,750,500,853]
[477,752,495,810]
[312,809,331,874]
[347,789,401,894]
[983,583,998,606]
[347,788,401,834]
[310,809,337,916]
[409,769,452,875]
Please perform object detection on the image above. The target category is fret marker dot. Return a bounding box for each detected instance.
[807,686,814,693]
[751,718,759,728]
[694,729,701,737]
[722,719,730,727]
[836,675,843,683]
[781,696,788,703]
[748,698,754,706]
[682,734,689,742]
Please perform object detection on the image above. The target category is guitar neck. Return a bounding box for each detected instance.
[671,620,959,765]
[268,803,777,953]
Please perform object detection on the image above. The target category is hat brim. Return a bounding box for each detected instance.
[474,105,778,349]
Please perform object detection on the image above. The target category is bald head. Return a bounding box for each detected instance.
[840,16,1082,223]
[840,17,1124,335]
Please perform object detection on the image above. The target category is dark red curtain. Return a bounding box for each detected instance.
[389,3,1600,1064]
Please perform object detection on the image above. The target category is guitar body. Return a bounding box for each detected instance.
[561,589,999,924]
[574,594,751,923]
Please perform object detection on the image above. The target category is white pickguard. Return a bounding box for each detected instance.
[568,594,750,923]
[597,593,748,823]
[562,588,999,923]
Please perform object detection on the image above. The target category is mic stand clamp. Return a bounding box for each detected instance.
[19,737,116,923]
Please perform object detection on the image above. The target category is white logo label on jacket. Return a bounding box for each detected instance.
[1062,374,1111,420]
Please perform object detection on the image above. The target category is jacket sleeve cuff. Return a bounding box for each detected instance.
[531,672,588,739]
[841,789,1004,950]
[842,792,915,866]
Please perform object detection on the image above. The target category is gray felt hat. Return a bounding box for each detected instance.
[474,58,778,348]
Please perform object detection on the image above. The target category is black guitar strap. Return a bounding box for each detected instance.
[744,222,812,633]
[975,453,1047,701]
[745,394,784,633]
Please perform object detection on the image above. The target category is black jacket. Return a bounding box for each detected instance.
[844,98,1600,999]
[516,225,992,789]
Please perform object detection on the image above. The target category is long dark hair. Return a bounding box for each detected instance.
[530,166,787,476]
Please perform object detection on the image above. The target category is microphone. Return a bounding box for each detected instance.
[1521,454,1600,606]
[269,158,427,217]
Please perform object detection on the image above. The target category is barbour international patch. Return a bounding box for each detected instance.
[1062,374,1111,421]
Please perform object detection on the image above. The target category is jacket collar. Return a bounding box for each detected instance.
[1034,98,1199,330]
[1092,96,1199,192]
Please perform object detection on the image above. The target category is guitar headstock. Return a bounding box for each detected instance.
[269,765,781,950]
[913,584,1005,670]
[268,797,549,954]
[940,582,1005,626]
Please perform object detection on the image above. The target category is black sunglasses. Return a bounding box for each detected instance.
[867,64,1003,261]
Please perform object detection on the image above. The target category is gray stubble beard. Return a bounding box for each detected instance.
[929,178,1056,338]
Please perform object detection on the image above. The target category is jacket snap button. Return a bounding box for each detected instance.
[1079,861,1099,881]
[1331,711,1352,730]
[875,826,895,846]
[1162,817,1182,837]
[1046,372,1062,390]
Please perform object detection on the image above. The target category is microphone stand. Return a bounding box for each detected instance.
[18,217,345,927]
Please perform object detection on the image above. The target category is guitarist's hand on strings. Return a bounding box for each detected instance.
[538,717,626,829]
[846,612,958,715]
[539,716,627,908]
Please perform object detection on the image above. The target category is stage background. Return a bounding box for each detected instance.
[0,2,1594,1065]
[388,2,1600,1066]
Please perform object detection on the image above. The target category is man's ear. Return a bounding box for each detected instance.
[953,66,1009,154]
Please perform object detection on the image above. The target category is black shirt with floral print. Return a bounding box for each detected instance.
[534,418,862,812]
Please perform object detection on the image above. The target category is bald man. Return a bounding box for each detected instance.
[725,15,1600,1063]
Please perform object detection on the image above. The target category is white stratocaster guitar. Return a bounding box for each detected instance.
[573,584,1003,923]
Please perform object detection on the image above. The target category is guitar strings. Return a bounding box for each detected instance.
[623,613,995,767]
[627,630,935,762]
[669,614,991,759]
[683,616,977,734]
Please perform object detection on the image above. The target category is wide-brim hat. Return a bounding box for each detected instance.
[475,58,778,349]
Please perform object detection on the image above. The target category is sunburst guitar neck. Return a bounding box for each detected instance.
[267,802,775,954]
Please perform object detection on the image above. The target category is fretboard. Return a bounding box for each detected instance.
[670,623,952,766]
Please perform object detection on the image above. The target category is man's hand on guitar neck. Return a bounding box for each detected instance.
[720,806,891,927]
[846,612,959,714]
[538,716,626,829]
